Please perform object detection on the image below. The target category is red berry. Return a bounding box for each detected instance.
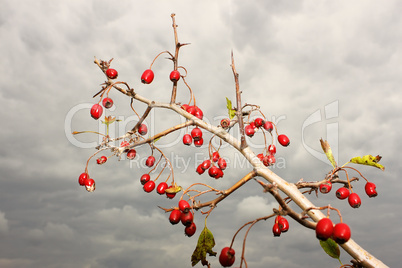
[169,70,180,82]
[145,156,155,167]
[156,182,168,195]
[179,199,191,213]
[78,173,89,186]
[218,158,227,170]
[263,121,274,132]
[316,218,334,241]
[272,223,281,236]
[180,211,194,226]
[262,154,275,166]
[140,174,150,185]
[126,149,137,160]
[102,97,114,109]
[96,155,107,165]
[257,153,264,161]
[165,186,177,199]
[220,118,231,128]
[182,134,192,146]
[212,151,220,162]
[191,127,202,141]
[194,138,203,147]
[219,247,235,267]
[186,106,196,116]
[194,106,203,120]
[215,168,224,179]
[181,104,190,111]
[105,68,118,79]
[254,117,264,128]
[196,164,205,175]
[85,178,96,192]
[278,217,289,232]
[185,222,197,237]
[348,193,361,208]
[141,69,154,84]
[201,160,211,170]
[245,125,255,137]
[332,223,351,244]
[138,124,148,135]
[278,134,290,147]
[169,209,182,225]
[143,180,155,193]
[365,182,378,198]
[208,166,220,178]
[319,181,332,194]
[336,187,350,200]
[90,104,103,120]
[268,144,276,155]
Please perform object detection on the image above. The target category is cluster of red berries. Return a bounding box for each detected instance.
[168,200,196,237]
[318,180,378,209]
[183,127,203,147]
[78,172,96,192]
[181,104,204,120]
[140,173,176,199]
[140,68,181,84]
[219,247,236,267]
[316,217,351,244]
[90,68,118,120]
[196,151,227,179]
[272,215,290,237]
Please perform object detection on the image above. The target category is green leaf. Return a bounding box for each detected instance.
[191,225,217,266]
[320,139,337,168]
[226,97,236,119]
[350,155,385,171]
[320,238,340,259]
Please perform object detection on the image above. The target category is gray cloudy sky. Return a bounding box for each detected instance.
[1,0,401,267]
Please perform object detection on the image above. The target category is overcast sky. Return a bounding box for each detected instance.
[1,0,401,267]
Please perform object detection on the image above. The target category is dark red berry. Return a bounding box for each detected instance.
[102,97,113,109]
[191,127,202,141]
[212,151,220,162]
[126,149,137,160]
[165,186,176,199]
[278,217,289,232]
[254,117,264,128]
[143,180,155,193]
[90,104,103,120]
[145,156,155,167]
[220,118,230,128]
[156,182,168,195]
[336,187,350,200]
[219,247,235,267]
[268,144,276,155]
[186,106,196,116]
[196,164,205,175]
[194,138,203,147]
[138,124,148,135]
[218,158,227,170]
[272,223,281,237]
[215,168,224,179]
[169,70,180,82]
[316,218,334,241]
[141,69,154,84]
[319,181,332,194]
[182,134,192,146]
[194,106,203,120]
[348,193,361,208]
[178,199,191,213]
[257,153,264,161]
[365,182,378,198]
[245,125,255,137]
[278,134,290,147]
[185,222,197,237]
[181,104,190,111]
[140,174,151,185]
[180,211,194,226]
[78,173,89,186]
[208,166,220,178]
[106,68,118,79]
[332,223,351,244]
[96,155,107,165]
[263,121,274,132]
[169,209,182,225]
[201,160,211,170]
[85,178,96,192]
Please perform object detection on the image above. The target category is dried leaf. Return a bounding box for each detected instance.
[164,183,182,194]
[350,155,385,171]
[191,225,216,266]
[320,238,340,259]
[320,139,337,168]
